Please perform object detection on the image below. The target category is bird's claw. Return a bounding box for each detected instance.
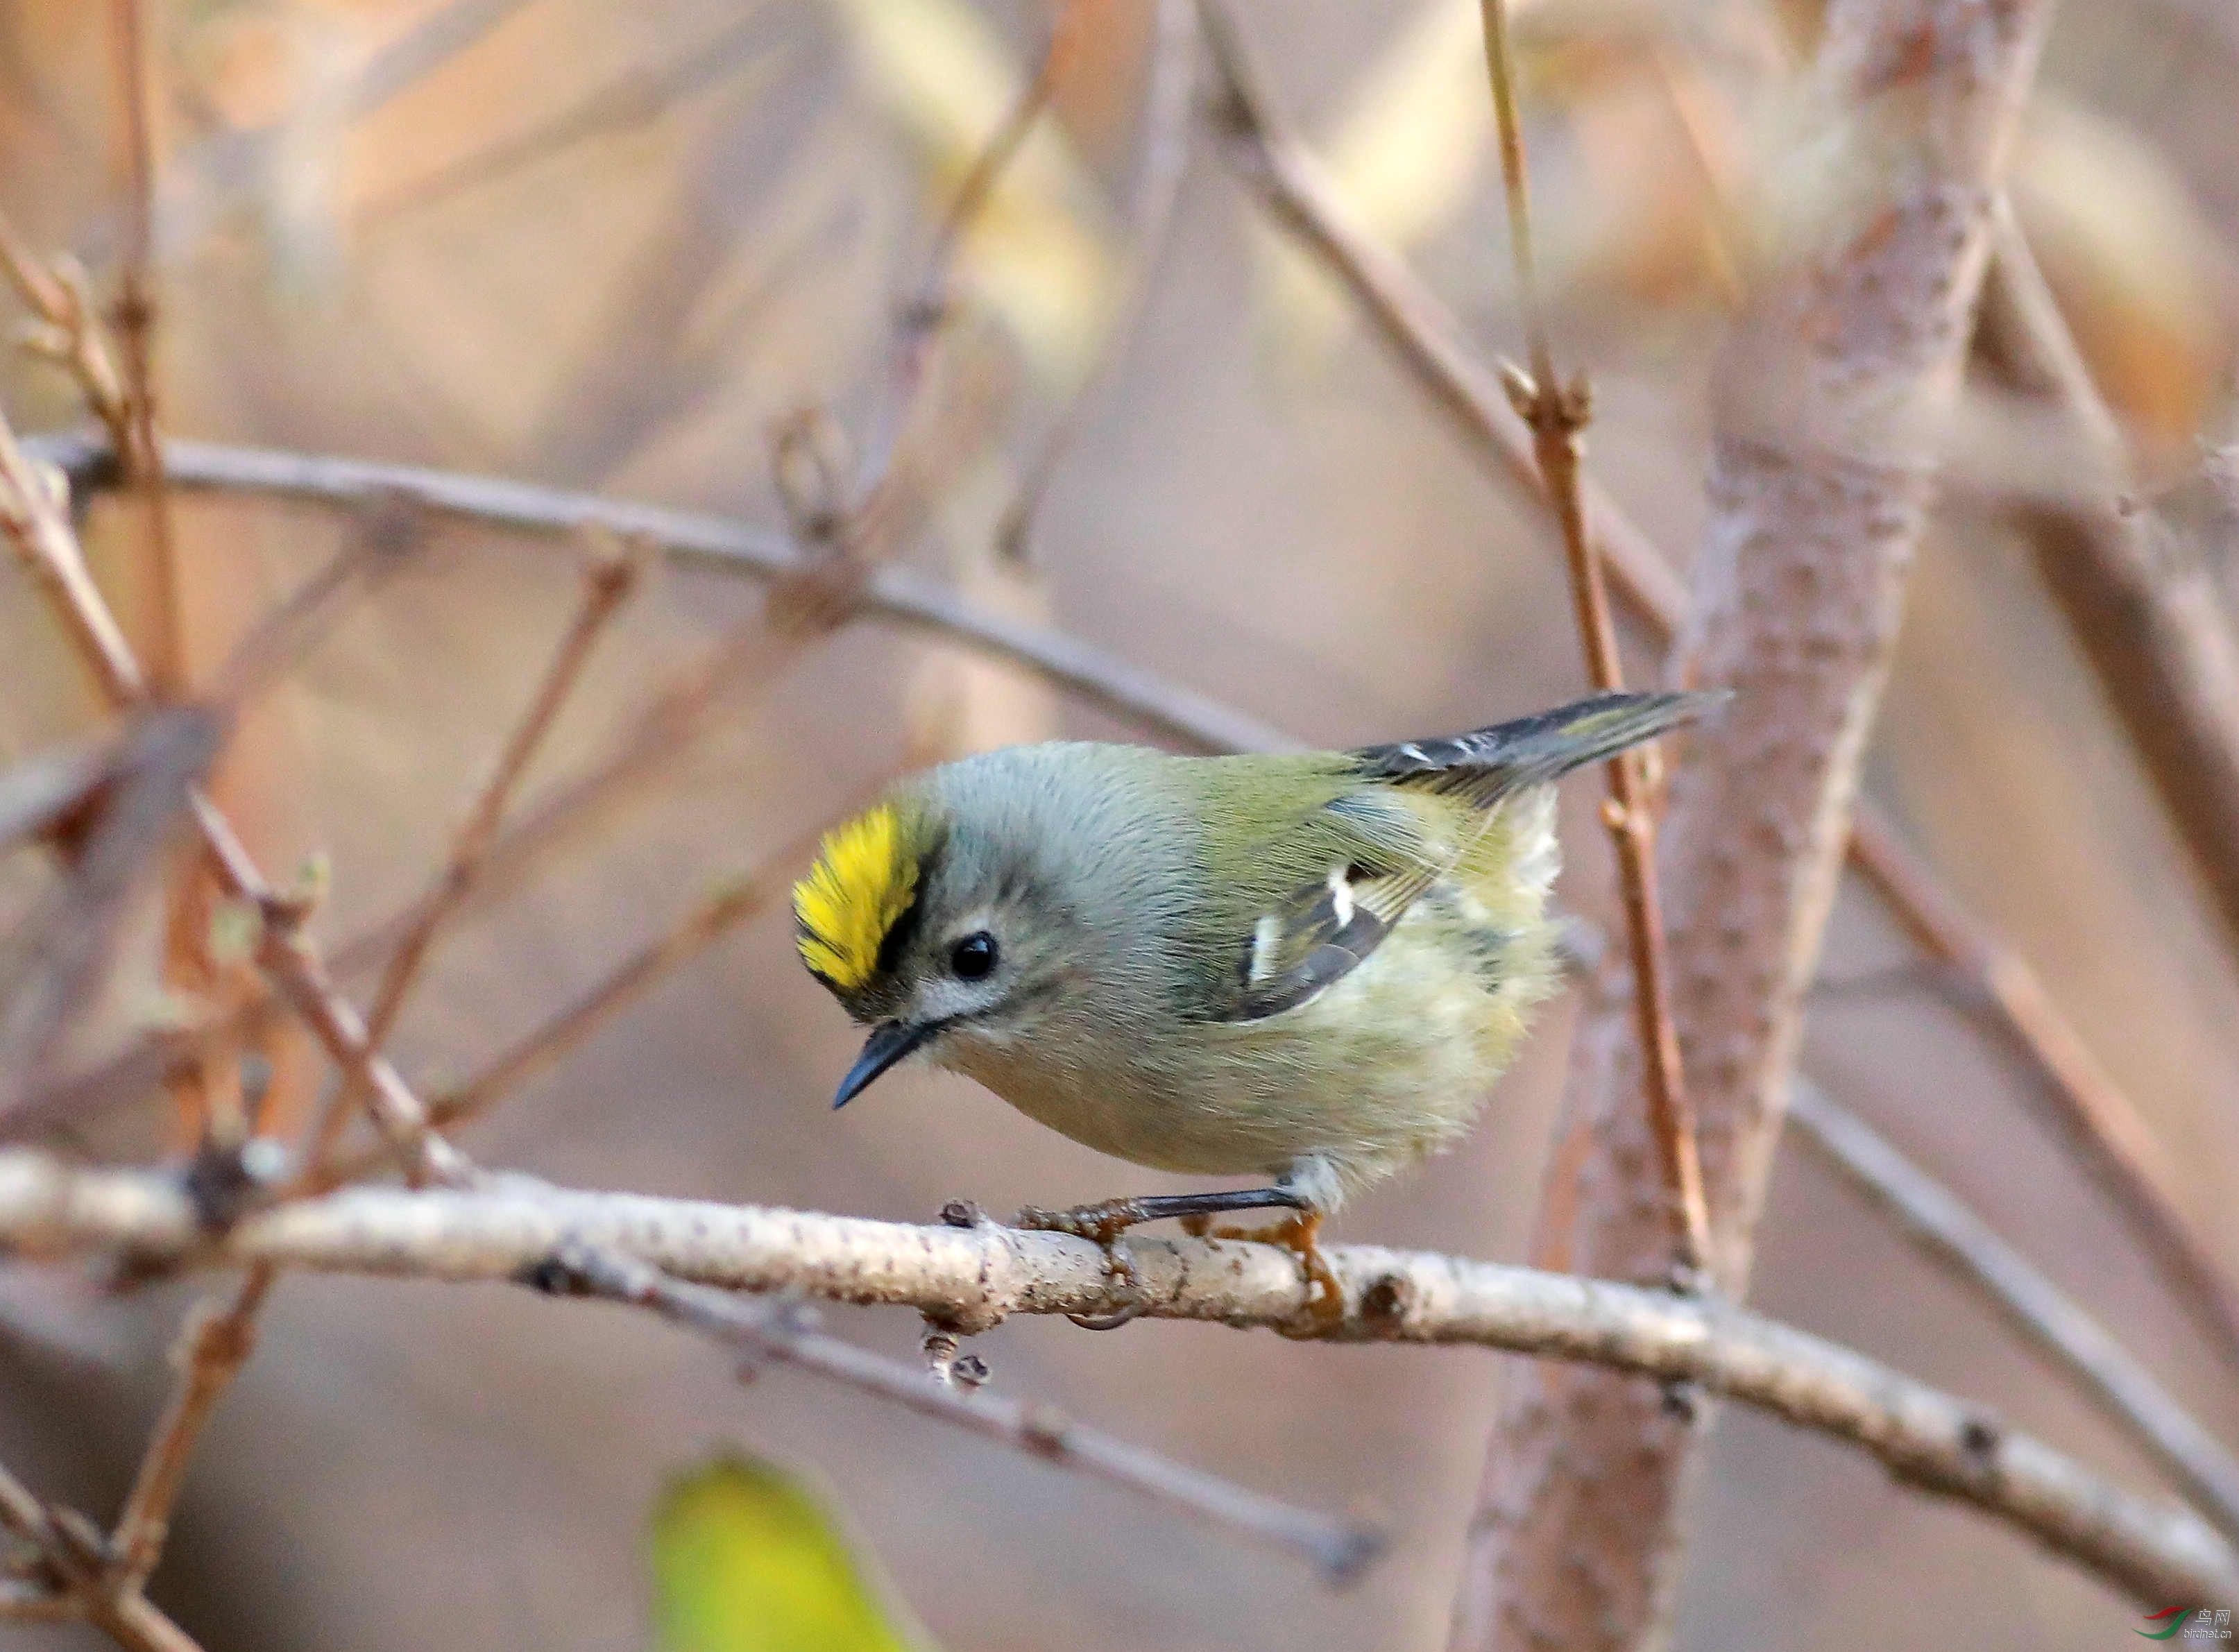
[1016,1201,1151,1329]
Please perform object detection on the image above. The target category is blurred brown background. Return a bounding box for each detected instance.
[5,0,2239,1646]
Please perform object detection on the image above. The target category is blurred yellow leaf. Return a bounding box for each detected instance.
[828,0,1115,382]
[2011,97,2236,456]
[1263,0,1495,358]
[650,1456,926,1652]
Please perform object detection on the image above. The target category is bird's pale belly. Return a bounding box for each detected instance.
[941,894,1558,1201]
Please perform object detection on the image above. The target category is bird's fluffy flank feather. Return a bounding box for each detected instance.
[1202,691,1716,1022]
[793,802,926,992]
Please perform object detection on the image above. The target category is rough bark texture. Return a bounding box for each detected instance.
[1449,4,2057,1649]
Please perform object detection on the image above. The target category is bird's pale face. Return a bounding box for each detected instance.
[793,799,1075,1107]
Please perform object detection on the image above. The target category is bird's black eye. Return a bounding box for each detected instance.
[949,932,998,980]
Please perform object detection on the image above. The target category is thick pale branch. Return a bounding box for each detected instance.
[0,1152,2228,1609]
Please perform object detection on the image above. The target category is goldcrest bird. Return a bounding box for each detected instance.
[792,690,1710,1287]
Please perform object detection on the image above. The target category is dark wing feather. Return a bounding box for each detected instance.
[1355,690,1716,809]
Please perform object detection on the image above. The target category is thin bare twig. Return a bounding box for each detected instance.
[108,0,182,693]
[423,819,843,1139]
[108,1269,272,1588]
[543,1242,1381,1586]
[1463,0,1710,1275]
[1193,40,2239,1381]
[1789,1080,2239,1541]
[309,540,640,1162]
[2,1155,2231,1610]
[0,1451,205,1651]
[0,211,128,439]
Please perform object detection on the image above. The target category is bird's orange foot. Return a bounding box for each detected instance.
[1203,1211,1345,1330]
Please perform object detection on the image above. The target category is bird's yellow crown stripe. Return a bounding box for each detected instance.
[793,802,921,991]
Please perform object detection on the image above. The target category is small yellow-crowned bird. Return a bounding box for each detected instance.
[792,690,1710,1295]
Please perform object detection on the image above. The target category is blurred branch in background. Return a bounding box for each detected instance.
[308,537,642,1166]
[542,1243,1384,1587]
[103,0,182,695]
[146,0,543,259]
[1457,1,2058,1646]
[0,1449,202,1651]
[1197,1,2239,1382]
[1977,204,2239,969]
[0,1150,2229,1611]
[23,432,1299,756]
[1788,1079,2239,1542]
[416,815,853,1142]
[0,710,216,1108]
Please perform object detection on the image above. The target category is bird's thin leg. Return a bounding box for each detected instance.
[1014,1189,1312,1330]
[1015,1187,1309,1240]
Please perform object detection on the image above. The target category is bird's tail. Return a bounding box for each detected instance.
[1356,690,1724,806]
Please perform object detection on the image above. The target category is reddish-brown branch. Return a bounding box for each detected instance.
[107,1269,273,1588]
[1465,0,1711,1276]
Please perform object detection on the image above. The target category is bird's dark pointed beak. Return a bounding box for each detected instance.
[833,1019,940,1109]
